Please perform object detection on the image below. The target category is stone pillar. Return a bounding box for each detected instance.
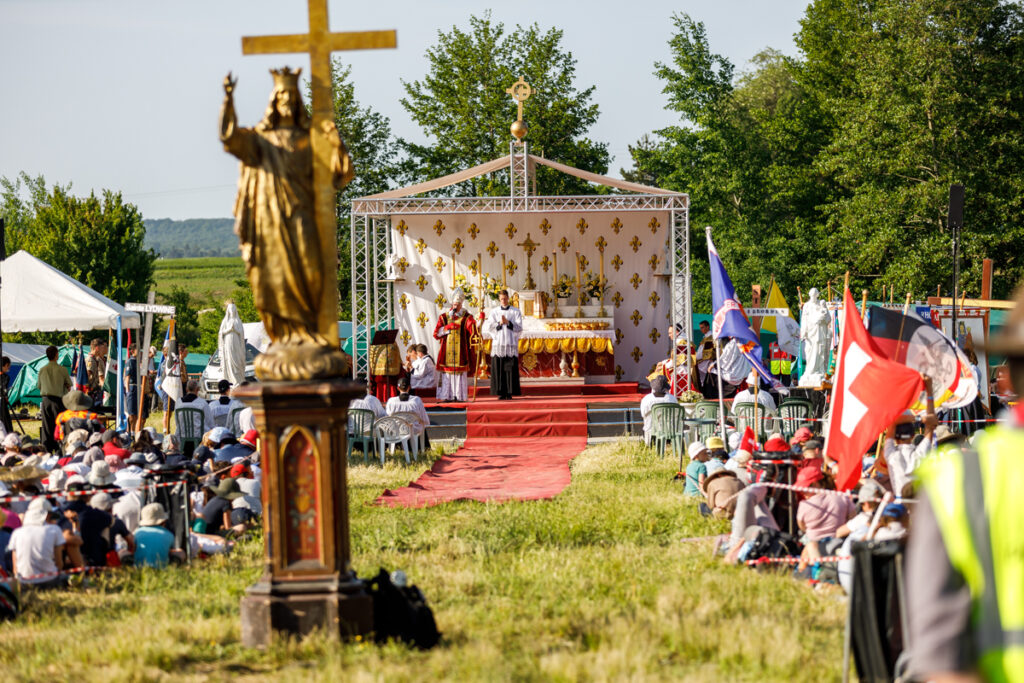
[234,378,373,646]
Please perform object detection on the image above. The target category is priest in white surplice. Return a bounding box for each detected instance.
[484,289,523,400]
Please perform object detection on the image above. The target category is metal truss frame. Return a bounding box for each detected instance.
[350,160,691,379]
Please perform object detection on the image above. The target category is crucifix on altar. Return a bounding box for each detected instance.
[224,0,396,647]
[514,232,544,318]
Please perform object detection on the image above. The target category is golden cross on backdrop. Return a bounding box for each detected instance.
[241,0,396,339]
[516,232,540,290]
[506,76,534,122]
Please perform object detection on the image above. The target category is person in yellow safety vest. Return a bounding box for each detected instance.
[906,284,1024,683]
[768,341,792,385]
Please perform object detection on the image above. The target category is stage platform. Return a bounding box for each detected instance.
[422,381,645,442]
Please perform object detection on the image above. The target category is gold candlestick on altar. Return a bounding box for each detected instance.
[574,251,583,318]
[551,250,561,318]
[477,252,483,308]
[502,254,507,288]
[516,232,539,290]
[450,253,456,288]
[596,236,608,317]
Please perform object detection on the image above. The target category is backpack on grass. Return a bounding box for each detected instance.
[366,568,440,650]
[746,527,802,563]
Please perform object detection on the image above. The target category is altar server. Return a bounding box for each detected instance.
[484,289,524,400]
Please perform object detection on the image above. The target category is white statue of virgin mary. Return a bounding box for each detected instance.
[219,303,247,387]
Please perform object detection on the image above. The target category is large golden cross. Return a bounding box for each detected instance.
[516,232,540,290]
[241,0,396,342]
[505,76,534,122]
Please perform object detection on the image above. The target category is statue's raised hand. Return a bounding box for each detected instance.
[224,72,237,96]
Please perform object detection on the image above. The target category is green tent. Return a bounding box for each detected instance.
[8,345,79,407]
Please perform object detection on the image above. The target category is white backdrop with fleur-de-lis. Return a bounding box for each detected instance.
[391,211,673,383]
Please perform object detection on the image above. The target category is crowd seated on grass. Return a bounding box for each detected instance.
[636,379,960,594]
[0,416,263,590]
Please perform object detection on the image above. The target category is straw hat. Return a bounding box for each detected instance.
[983,286,1024,356]
[62,390,93,411]
[0,464,48,483]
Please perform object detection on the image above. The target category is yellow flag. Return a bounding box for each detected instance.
[760,278,793,334]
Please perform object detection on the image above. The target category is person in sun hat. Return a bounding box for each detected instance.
[54,389,103,442]
[201,477,246,537]
[87,460,115,488]
[8,497,67,589]
[134,503,184,568]
[684,441,710,497]
[79,491,135,566]
[702,465,744,519]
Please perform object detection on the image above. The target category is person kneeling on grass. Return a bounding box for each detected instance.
[9,497,67,589]
[134,503,185,568]
[197,478,249,538]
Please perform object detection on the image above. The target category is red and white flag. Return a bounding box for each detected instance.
[825,288,924,491]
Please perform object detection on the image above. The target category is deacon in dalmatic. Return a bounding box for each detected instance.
[484,289,523,400]
[433,288,478,402]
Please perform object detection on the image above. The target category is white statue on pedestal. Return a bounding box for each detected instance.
[798,287,832,387]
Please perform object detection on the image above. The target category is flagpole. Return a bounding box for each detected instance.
[714,338,727,441]
[822,274,849,468]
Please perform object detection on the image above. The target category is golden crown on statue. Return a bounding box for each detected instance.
[270,67,302,88]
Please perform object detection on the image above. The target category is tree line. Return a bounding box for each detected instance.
[4,4,1023,353]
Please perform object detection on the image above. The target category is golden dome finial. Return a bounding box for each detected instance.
[505,76,534,141]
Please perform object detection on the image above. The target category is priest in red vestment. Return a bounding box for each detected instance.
[433,288,478,402]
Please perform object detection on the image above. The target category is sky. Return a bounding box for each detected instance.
[1,0,809,220]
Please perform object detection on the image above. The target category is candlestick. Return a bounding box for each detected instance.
[451,253,456,288]
[551,250,560,317]
[477,252,483,307]
[502,254,507,288]
[574,251,583,318]
[598,250,607,317]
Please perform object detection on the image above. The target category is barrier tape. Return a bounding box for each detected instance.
[746,555,849,567]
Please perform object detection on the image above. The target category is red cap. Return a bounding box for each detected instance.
[763,435,790,453]
[229,463,248,478]
[795,464,824,488]
[790,427,814,445]
[240,430,259,448]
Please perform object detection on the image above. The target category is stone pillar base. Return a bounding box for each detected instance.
[240,578,373,647]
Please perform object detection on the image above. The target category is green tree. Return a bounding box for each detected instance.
[156,286,200,350]
[1,172,157,305]
[400,13,610,196]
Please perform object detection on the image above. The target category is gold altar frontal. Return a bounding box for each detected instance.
[480,317,615,380]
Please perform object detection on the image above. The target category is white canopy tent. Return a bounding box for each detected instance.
[0,250,140,332]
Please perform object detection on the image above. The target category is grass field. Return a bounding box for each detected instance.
[153,257,246,306]
[0,440,846,681]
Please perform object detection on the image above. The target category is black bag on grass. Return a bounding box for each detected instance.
[746,527,802,562]
[367,568,440,650]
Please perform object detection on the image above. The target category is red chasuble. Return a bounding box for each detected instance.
[433,308,478,373]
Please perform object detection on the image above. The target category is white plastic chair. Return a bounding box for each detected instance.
[373,416,413,465]
[391,413,428,460]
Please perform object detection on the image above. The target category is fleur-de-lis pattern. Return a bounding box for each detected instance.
[391,215,672,385]
[631,346,643,363]
[615,365,624,381]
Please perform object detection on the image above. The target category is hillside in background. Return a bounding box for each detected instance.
[144,218,237,258]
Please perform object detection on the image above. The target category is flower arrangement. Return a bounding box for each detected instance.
[482,274,503,301]
[551,274,575,298]
[583,271,609,302]
[453,274,480,307]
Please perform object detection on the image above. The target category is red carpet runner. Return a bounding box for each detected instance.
[374,399,588,508]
